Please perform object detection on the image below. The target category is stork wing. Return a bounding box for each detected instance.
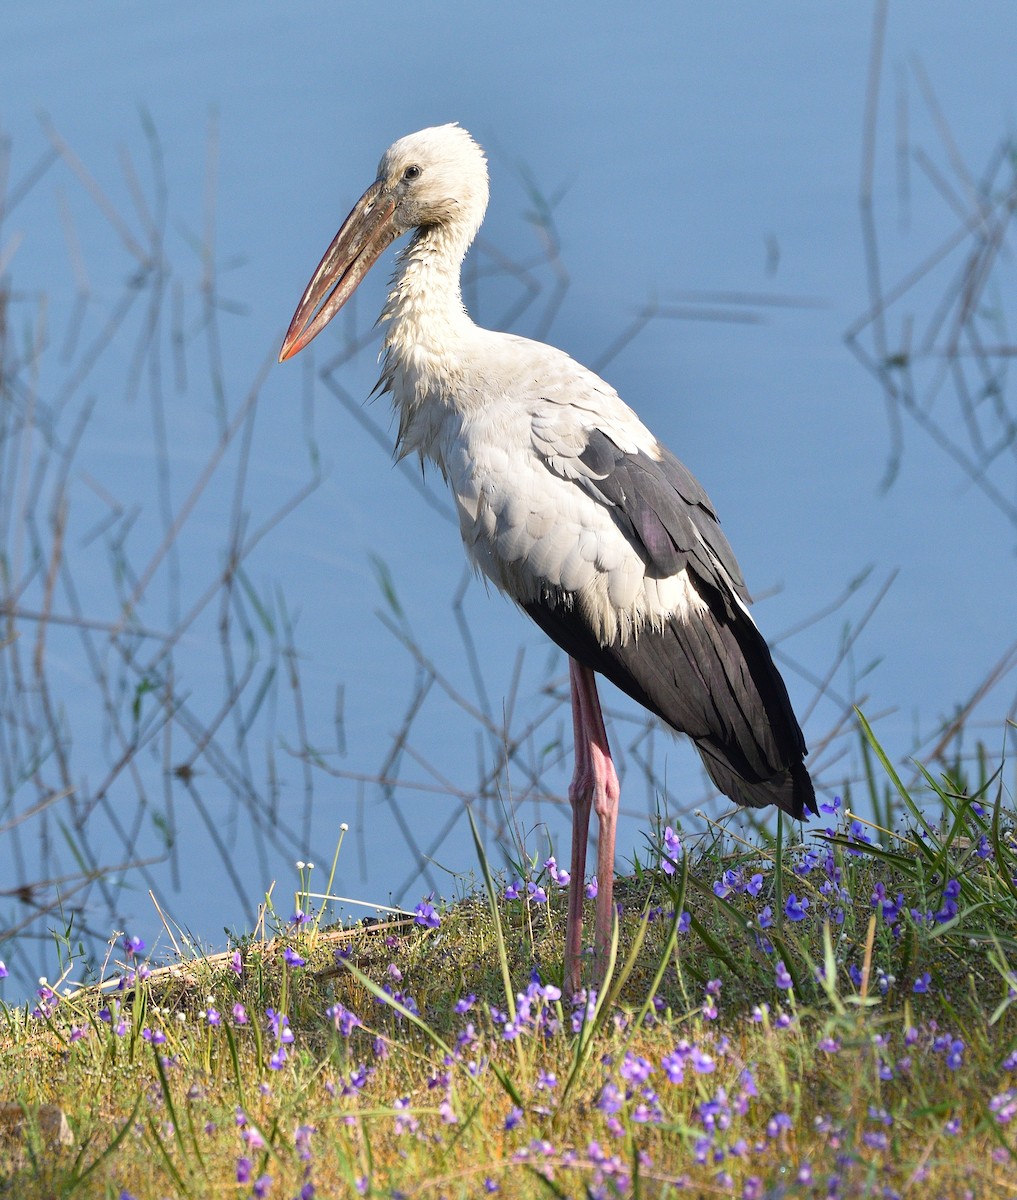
[574,429,749,610]
[528,418,815,819]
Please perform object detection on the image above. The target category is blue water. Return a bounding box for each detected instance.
[1,2,1015,998]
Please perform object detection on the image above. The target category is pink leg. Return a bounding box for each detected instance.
[564,658,621,994]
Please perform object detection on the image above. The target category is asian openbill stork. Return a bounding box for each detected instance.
[279,124,816,994]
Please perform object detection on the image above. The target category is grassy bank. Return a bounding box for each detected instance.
[2,731,1016,1199]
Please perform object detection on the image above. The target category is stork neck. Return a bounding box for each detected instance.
[382,223,476,357]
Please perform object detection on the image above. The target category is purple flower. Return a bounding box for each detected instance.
[586,876,598,899]
[504,879,523,901]
[848,819,872,848]
[265,1008,294,1043]
[236,1157,253,1183]
[661,826,682,875]
[229,950,243,976]
[620,1053,654,1084]
[689,1046,716,1074]
[544,857,570,887]
[295,1123,315,1160]
[758,906,773,929]
[328,1002,362,1037]
[253,1174,272,1198]
[504,1106,523,1131]
[122,935,146,958]
[596,1081,623,1115]
[661,1049,685,1083]
[912,973,931,994]
[745,873,764,897]
[784,893,809,922]
[989,1089,1017,1125]
[455,993,476,1013]
[767,1112,792,1138]
[526,881,548,905]
[0,960,7,979]
[775,961,793,990]
[283,947,306,968]
[414,895,441,928]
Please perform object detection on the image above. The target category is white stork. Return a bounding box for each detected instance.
[279,124,816,993]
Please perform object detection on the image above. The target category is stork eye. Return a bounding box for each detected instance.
[402,165,422,181]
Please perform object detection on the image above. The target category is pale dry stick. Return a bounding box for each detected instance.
[31,493,73,794]
[1,142,59,218]
[178,775,250,907]
[909,636,1017,785]
[911,57,999,240]
[776,569,897,729]
[217,367,263,794]
[858,0,890,360]
[148,888,184,960]
[120,117,166,249]
[0,788,71,835]
[50,287,142,423]
[911,146,974,229]
[845,330,1017,527]
[944,184,1015,354]
[467,234,540,332]
[371,669,444,896]
[376,608,592,818]
[0,230,21,278]
[857,911,878,1004]
[0,857,162,943]
[524,208,570,345]
[39,115,148,265]
[844,189,1011,347]
[895,62,910,235]
[135,468,321,680]
[450,566,493,722]
[848,55,1017,524]
[110,346,276,635]
[0,607,171,645]
[55,188,90,363]
[276,592,316,852]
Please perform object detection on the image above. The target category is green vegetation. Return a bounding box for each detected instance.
[3,725,1016,1199]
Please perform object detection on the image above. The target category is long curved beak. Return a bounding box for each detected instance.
[279,179,398,362]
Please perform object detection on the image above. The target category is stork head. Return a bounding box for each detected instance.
[279,124,489,361]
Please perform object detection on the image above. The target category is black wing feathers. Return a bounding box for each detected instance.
[577,431,749,611]
[534,428,816,820]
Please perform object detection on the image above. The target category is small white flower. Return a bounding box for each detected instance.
[341,823,349,832]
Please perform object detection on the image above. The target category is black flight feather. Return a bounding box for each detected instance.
[532,429,817,820]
